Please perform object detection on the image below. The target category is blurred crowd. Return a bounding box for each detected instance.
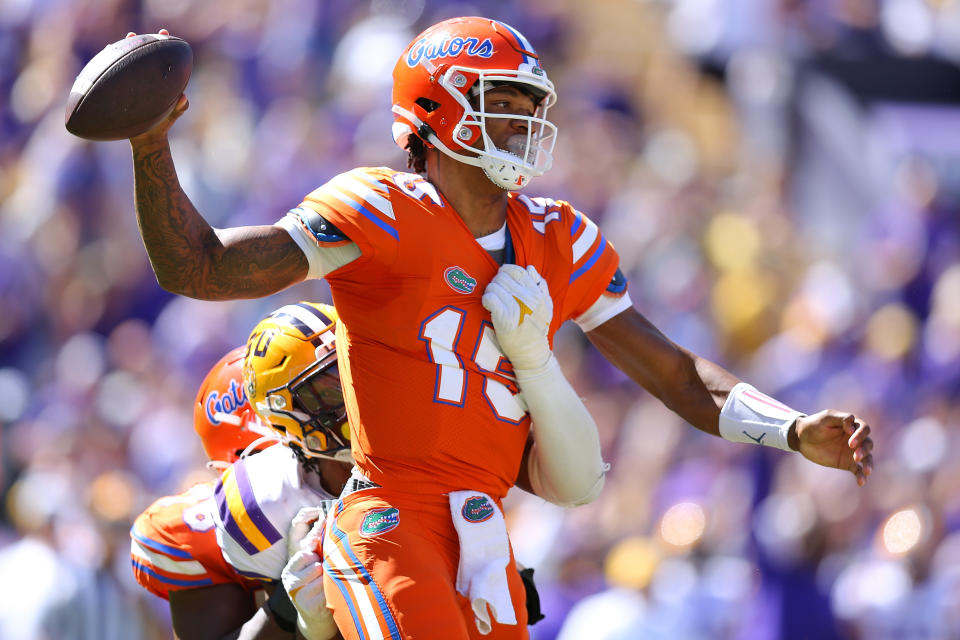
[2,0,959,638]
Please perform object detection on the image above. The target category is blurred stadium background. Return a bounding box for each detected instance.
[2,0,960,638]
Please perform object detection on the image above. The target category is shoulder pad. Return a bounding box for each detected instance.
[130,484,223,596]
[514,194,567,233]
[322,168,397,219]
[213,445,329,579]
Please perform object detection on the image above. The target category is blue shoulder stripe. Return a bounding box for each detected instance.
[131,559,215,587]
[341,193,399,241]
[570,211,583,236]
[570,236,608,284]
[130,524,193,560]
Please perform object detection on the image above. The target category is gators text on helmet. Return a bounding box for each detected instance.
[194,346,275,471]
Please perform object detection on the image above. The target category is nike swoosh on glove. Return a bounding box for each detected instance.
[481,264,553,371]
[281,506,339,640]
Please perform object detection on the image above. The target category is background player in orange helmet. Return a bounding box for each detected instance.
[192,347,278,472]
[130,346,296,639]
[123,17,874,640]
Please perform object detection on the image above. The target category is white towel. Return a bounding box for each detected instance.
[449,490,517,635]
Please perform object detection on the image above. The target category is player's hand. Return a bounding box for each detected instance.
[281,506,339,640]
[794,411,874,486]
[482,264,553,370]
[286,505,324,558]
[125,28,189,145]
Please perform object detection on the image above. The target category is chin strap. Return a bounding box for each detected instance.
[290,444,352,475]
[239,434,281,459]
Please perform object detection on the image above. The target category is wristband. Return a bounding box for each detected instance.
[265,581,298,633]
[718,383,804,452]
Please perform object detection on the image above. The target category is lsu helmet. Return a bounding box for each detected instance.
[194,346,276,471]
[392,16,558,190]
[243,302,350,464]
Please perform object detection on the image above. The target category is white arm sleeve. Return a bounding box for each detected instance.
[518,355,608,507]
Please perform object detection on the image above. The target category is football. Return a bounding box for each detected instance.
[65,34,192,141]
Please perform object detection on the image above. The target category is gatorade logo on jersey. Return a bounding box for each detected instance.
[444,266,477,294]
[360,507,400,537]
[461,495,495,523]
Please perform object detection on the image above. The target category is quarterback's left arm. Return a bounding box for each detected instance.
[484,265,607,507]
[587,307,874,485]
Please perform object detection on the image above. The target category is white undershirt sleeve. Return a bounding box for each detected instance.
[573,291,633,332]
[275,216,361,280]
[517,356,608,507]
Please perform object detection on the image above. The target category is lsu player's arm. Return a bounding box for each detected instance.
[170,581,313,640]
[166,584,264,639]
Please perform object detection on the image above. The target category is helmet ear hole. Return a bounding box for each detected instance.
[415,97,441,113]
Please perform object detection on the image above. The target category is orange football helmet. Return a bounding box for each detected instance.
[392,16,557,190]
[193,346,275,471]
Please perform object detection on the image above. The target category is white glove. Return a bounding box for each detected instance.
[280,506,339,640]
[482,264,554,371]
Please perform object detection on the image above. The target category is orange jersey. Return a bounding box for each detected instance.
[287,167,623,499]
[130,481,260,600]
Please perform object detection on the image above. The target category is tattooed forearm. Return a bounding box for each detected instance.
[214,226,310,299]
[130,140,307,300]
[132,141,213,294]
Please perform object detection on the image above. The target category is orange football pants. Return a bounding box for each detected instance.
[321,488,529,640]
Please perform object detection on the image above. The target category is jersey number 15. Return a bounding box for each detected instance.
[419,306,527,424]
